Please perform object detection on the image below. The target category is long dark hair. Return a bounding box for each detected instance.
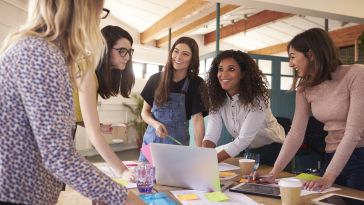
[288,28,342,89]
[96,25,135,98]
[207,50,269,112]
[154,36,200,106]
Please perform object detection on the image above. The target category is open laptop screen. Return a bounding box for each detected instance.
[150,143,220,192]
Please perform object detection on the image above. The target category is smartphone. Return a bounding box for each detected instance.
[312,193,364,205]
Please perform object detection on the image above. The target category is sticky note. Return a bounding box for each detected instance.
[204,191,229,202]
[239,178,249,183]
[213,177,221,191]
[112,178,128,186]
[176,193,199,201]
[140,144,153,165]
[295,173,321,181]
[219,172,236,177]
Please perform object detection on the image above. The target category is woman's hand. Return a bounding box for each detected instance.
[121,169,135,182]
[100,123,113,134]
[257,173,276,184]
[154,123,168,138]
[303,174,335,191]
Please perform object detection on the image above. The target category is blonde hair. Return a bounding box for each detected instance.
[1,0,106,81]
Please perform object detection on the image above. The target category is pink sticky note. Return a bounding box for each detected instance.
[140,144,153,165]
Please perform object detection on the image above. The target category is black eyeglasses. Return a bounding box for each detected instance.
[101,8,110,19]
[113,47,134,57]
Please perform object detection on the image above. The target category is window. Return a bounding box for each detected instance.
[258,60,272,89]
[133,62,144,79]
[280,62,294,90]
[205,57,213,72]
[145,64,159,79]
[199,59,206,76]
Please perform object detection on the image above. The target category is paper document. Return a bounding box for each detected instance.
[94,163,137,189]
[171,189,261,205]
[218,162,240,172]
[277,177,341,196]
[300,187,341,196]
[140,144,153,164]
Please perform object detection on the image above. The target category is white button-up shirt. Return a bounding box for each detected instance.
[204,94,285,157]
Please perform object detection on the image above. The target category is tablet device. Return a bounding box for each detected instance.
[312,193,364,205]
[230,183,281,198]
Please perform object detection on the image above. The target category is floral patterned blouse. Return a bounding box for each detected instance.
[0,36,127,205]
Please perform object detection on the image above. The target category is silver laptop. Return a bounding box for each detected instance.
[150,143,221,192]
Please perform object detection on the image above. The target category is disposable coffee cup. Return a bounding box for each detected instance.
[238,159,255,176]
[278,178,302,205]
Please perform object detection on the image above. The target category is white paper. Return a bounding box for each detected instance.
[171,189,261,205]
[94,162,137,189]
[300,187,341,196]
[218,163,240,172]
[276,177,341,196]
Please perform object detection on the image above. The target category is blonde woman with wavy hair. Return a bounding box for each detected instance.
[0,0,133,204]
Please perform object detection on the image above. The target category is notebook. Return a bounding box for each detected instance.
[150,143,221,192]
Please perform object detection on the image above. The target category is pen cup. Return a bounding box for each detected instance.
[135,163,155,194]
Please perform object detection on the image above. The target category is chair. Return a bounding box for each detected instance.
[275,117,292,135]
[293,116,327,173]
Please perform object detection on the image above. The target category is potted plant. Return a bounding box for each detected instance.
[122,93,147,148]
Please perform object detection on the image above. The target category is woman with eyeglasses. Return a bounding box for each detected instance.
[0,1,134,204]
[139,36,209,161]
[74,25,135,177]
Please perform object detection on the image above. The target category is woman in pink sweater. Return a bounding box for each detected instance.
[265,28,364,191]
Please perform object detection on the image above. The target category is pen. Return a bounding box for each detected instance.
[167,135,182,145]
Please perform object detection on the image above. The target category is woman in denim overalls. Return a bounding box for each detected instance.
[139,37,209,161]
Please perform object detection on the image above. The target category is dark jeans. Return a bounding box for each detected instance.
[321,147,364,191]
[238,142,282,166]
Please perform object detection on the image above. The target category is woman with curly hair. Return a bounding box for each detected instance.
[202,50,284,164]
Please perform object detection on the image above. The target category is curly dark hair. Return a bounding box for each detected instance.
[207,50,269,112]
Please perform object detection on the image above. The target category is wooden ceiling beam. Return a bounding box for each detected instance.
[248,42,288,55]
[329,24,364,48]
[156,4,239,48]
[204,10,293,45]
[140,0,210,44]
[248,24,364,55]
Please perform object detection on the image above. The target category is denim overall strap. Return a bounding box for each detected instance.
[142,78,190,147]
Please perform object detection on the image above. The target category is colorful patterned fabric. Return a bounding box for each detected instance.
[0,37,127,205]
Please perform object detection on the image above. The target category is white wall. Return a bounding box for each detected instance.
[217,0,364,24]
[192,35,243,56]
[0,0,27,42]
[0,1,152,155]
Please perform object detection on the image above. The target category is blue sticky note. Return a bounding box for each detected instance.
[139,192,178,205]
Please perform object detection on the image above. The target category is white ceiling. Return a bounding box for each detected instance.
[104,0,362,55]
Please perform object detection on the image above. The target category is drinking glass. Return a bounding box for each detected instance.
[135,163,155,193]
[244,153,260,172]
